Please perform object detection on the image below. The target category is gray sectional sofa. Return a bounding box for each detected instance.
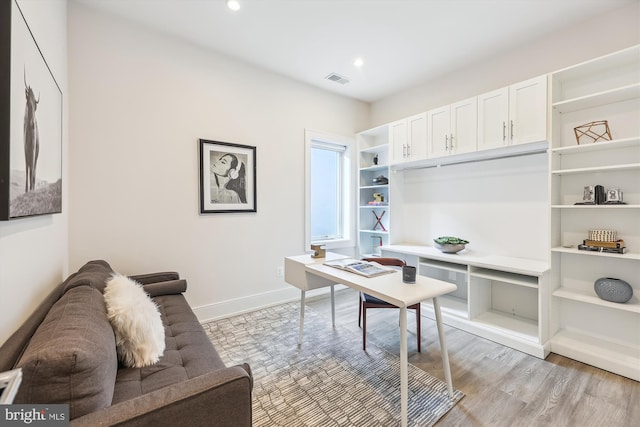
[0,260,253,426]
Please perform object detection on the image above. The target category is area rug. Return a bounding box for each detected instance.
[203,302,464,426]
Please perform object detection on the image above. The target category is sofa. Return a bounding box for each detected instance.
[0,260,253,426]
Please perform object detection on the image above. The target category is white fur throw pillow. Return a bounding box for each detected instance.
[103,274,166,368]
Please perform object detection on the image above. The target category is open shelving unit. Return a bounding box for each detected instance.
[382,245,549,358]
[357,125,391,257]
[548,44,640,381]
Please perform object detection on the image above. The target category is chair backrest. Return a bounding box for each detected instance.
[361,257,406,267]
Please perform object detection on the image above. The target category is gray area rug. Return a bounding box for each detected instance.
[203,302,464,426]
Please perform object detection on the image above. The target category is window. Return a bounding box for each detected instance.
[305,130,354,250]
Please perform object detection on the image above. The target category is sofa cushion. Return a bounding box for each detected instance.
[14,285,118,420]
[112,293,226,404]
[104,274,166,368]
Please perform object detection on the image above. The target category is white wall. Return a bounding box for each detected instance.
[0,0,68,344]
[393,153,549,261]
[67,2,368,321]
[370,2,640,127]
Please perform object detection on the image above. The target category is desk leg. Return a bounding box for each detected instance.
[330,285,335,327]
[433,297,454,398]
[298,290,306,346]
[400,306,408,427]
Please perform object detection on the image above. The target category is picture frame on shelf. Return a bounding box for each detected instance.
[605,188,624,204]
[199,139,257,214]
[0,0,63,220]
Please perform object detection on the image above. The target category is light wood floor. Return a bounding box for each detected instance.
[305,288,639,427]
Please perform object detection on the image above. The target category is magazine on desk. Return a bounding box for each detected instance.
[323,258,396,278]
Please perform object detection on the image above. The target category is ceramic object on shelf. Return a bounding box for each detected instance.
[433,236,468,254]
[434,243,466,254]
[594,277,633,303]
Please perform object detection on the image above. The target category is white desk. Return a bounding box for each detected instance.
[285,253,457,427]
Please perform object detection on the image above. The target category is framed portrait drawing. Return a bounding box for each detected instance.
[199,139,257,213]
[0,1,63,220]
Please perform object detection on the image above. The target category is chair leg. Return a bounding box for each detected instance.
[358,295,362,328]
[362,305,367,351]
[416,304,421,353]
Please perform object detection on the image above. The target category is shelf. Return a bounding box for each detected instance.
[419,259,467,274]
[359,143,388,154]
[359,204,390,209]
[551,83,640,113]
[359,165,388,173]
[359,230,388,235]
[551,246,640,260]
[553,287,640,314]
[551,163,640,175]
[551,137,640,154]
[359,184,388,190]
[551,204,640,209]
[472,310,539,343]
[550,329,640,381]
[470,267,538,289]
[422,295,468,319]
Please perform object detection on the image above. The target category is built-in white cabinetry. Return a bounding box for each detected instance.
[427,97,478,158]
[390,113,428,164]
[548,45,640,381]
[478,75,548,151]
[357,125,391,257]
[382,245,549,358]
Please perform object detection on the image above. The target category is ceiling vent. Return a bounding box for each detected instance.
[325,73,350,85]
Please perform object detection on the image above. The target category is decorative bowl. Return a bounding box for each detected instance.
[434,243,466,254]
[433,236,469,253]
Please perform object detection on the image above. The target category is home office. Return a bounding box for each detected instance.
[1,0,638,426]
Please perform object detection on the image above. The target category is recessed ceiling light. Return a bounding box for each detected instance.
[227,0,240,11]
[354,57,364,68]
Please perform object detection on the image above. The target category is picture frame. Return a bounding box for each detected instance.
[605,188,623,204]
[199,139,256,213]
[0,1,63,220]
[0,368,22,404]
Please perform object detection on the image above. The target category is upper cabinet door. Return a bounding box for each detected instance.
[450,97,478,155]
[389,119,407,164]
[407,113,428,162]
[427,106,451,158]
[509,75,548,146]
[478,87,509,151]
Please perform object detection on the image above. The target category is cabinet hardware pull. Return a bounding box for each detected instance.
[502,121,506,141]
[407,144,411,157]
[403,144,406,157]
[445,135,449,150]
[450,134,454,150]
[510,120,514,141]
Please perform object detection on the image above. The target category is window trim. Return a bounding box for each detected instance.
[304,129,355,251]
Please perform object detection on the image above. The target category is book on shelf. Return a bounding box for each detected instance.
[323,258,396,278]
[578,244,627,254]
[583,239,625,249]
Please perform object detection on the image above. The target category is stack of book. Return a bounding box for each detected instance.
[578,239,627,254]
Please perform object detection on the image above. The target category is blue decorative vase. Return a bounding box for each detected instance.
[594,277,633,303]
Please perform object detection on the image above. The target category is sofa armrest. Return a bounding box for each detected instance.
[128,272,180,285]
[70,364,253,427]
[142,279,187,297]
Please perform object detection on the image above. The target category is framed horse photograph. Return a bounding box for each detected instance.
[0,0,63,220]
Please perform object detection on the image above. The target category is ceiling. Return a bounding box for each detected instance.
[74,0,637,103]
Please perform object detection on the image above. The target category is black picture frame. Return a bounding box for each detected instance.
[0,1,63,220]
[199,139,256,214]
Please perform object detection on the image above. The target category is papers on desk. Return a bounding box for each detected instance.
[323,259,395,278]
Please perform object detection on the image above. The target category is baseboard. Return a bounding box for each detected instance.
[193,284,349,323]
